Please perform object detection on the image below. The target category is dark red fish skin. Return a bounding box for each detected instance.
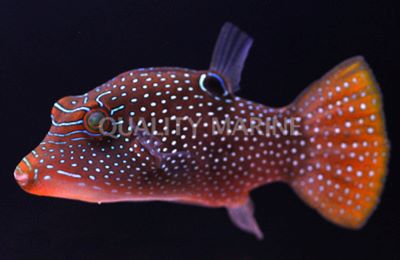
[14,57,390,231]
[15,67,301,206]
[11,19,389,235]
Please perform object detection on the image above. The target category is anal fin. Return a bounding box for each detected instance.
[227,198,264,239]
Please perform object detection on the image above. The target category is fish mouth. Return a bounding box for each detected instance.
[14,155,37,189]
[14,167,30,187]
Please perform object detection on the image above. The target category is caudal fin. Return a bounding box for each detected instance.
[290,57,389,229]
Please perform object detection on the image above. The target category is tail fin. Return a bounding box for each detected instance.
[290,57,389,229]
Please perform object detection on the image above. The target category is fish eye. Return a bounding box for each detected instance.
[84,109,110,134]
[199,72,229,98]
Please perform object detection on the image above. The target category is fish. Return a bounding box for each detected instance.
[14,23,389,239]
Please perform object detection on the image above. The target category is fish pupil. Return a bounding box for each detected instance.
[85,110,107,132]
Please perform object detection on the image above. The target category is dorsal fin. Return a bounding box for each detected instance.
[210,22,254,94]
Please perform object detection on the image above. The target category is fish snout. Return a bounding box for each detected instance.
[14,155,37,188]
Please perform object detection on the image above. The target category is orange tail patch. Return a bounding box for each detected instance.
[290,56,389,229]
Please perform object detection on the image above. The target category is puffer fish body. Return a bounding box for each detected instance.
[14,23,389,239]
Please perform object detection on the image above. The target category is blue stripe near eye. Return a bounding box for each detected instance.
[48,130,101,137]
[110,105,125,115]
[47,140,68,145]
[54,103,90,113]
[95,90,112,107]
[51,115,83,126]
[71,137,91,141]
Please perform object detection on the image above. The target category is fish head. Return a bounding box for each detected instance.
[14,68,235,202]
[13,90,119,202]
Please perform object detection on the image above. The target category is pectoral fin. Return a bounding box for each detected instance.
[134,127,193,173]
[227,198,264,239]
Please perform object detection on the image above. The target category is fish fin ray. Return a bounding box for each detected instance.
[210,22,253,94]
[158,151,193,174]
[290,56,389,229]
[135,128,193,172]
[227,198,264,239]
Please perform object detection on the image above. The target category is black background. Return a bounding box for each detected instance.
[1,0,399,259]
